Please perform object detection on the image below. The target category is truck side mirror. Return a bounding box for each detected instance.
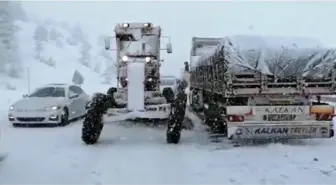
[104,38,110,50]
[184,61,189,72]
[166,43,172,54]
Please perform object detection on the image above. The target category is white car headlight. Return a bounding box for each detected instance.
[45,106,60,111]
[9,106,15,111]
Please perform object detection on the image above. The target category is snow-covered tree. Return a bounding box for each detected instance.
[0,1,23,78]
[101,65,115,84]
[48,27,62,41]
[93,62,101,73]
[8,1,27,22]
[66,36,78,46]
[71,25,85,43]
[33,24,48,60]
[72,70,84,86]
[79,40,92,67]
[40,57,56,67]
[0,42,8,73]
[99,49,116,84]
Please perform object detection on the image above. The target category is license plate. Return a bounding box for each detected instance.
[267,114,296,121]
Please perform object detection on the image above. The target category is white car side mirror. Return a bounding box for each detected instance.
[69,94,79,99]
[166,43,172,54]
[104,38,110,50]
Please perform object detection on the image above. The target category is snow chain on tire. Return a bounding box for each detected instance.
[166,92,187,144]
[81,93,108,145]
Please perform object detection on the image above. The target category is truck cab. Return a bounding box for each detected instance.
[111,23,172,92]
[103,22,173,117]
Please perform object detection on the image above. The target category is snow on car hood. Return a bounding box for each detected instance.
[12,97,67,110]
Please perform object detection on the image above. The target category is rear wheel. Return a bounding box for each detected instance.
[204,102,226,134]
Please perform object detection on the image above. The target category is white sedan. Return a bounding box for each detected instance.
[8,83,90,126]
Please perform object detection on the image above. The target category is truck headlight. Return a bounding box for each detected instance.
[9,106,15,111]
[123,23,129,28]
[145,57,151,62]
[122,56,128,62]
[144,23,151,27]
[45,106,60,111]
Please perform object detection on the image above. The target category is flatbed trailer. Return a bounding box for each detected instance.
[186,35,336,141]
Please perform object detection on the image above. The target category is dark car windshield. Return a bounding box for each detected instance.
[29,87,65,98]
[161,79,175,86]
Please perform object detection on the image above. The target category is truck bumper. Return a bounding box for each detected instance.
[227,121,334,140]
[105,104,171,122]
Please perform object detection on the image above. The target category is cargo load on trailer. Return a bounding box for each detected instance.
[186,35,335,142]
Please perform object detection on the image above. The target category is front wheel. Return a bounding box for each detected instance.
[81,113,104,145]
[166,92,187,144]
[81,93,107,145]
[166,129,181,144]
[59,108,69,126]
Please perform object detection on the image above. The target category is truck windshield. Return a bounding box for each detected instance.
[161,79,175,86]
[119,35,158,56]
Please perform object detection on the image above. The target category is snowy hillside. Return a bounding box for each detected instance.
[0,18,116,110]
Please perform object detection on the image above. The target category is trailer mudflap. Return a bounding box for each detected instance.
[228,122,333,140]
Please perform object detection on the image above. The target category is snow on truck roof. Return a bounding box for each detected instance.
[193,35,336,78]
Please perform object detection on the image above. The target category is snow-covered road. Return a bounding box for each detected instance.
[1,118,336,184]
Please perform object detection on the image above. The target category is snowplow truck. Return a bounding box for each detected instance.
[186,35,335,142]
[81,22,188,145]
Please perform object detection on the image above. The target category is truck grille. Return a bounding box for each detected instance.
[16,117,45,122]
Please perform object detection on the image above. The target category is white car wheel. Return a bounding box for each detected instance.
[60,108,69,126]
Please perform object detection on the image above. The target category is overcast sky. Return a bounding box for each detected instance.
[21,1,336,76]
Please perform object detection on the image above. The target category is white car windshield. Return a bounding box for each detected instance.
[29,87,65,98]
[161,79,175,86]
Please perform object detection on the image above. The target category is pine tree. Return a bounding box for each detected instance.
[0,1,22,78]
[33,24,48,60]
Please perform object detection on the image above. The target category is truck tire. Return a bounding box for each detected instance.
[162,87,175,104]
[166,92,187,144]
[81,93,108,145]
[106,87,118,109]
[107,87,117,96]
[204,102,226,134]
[166,124,181,144]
